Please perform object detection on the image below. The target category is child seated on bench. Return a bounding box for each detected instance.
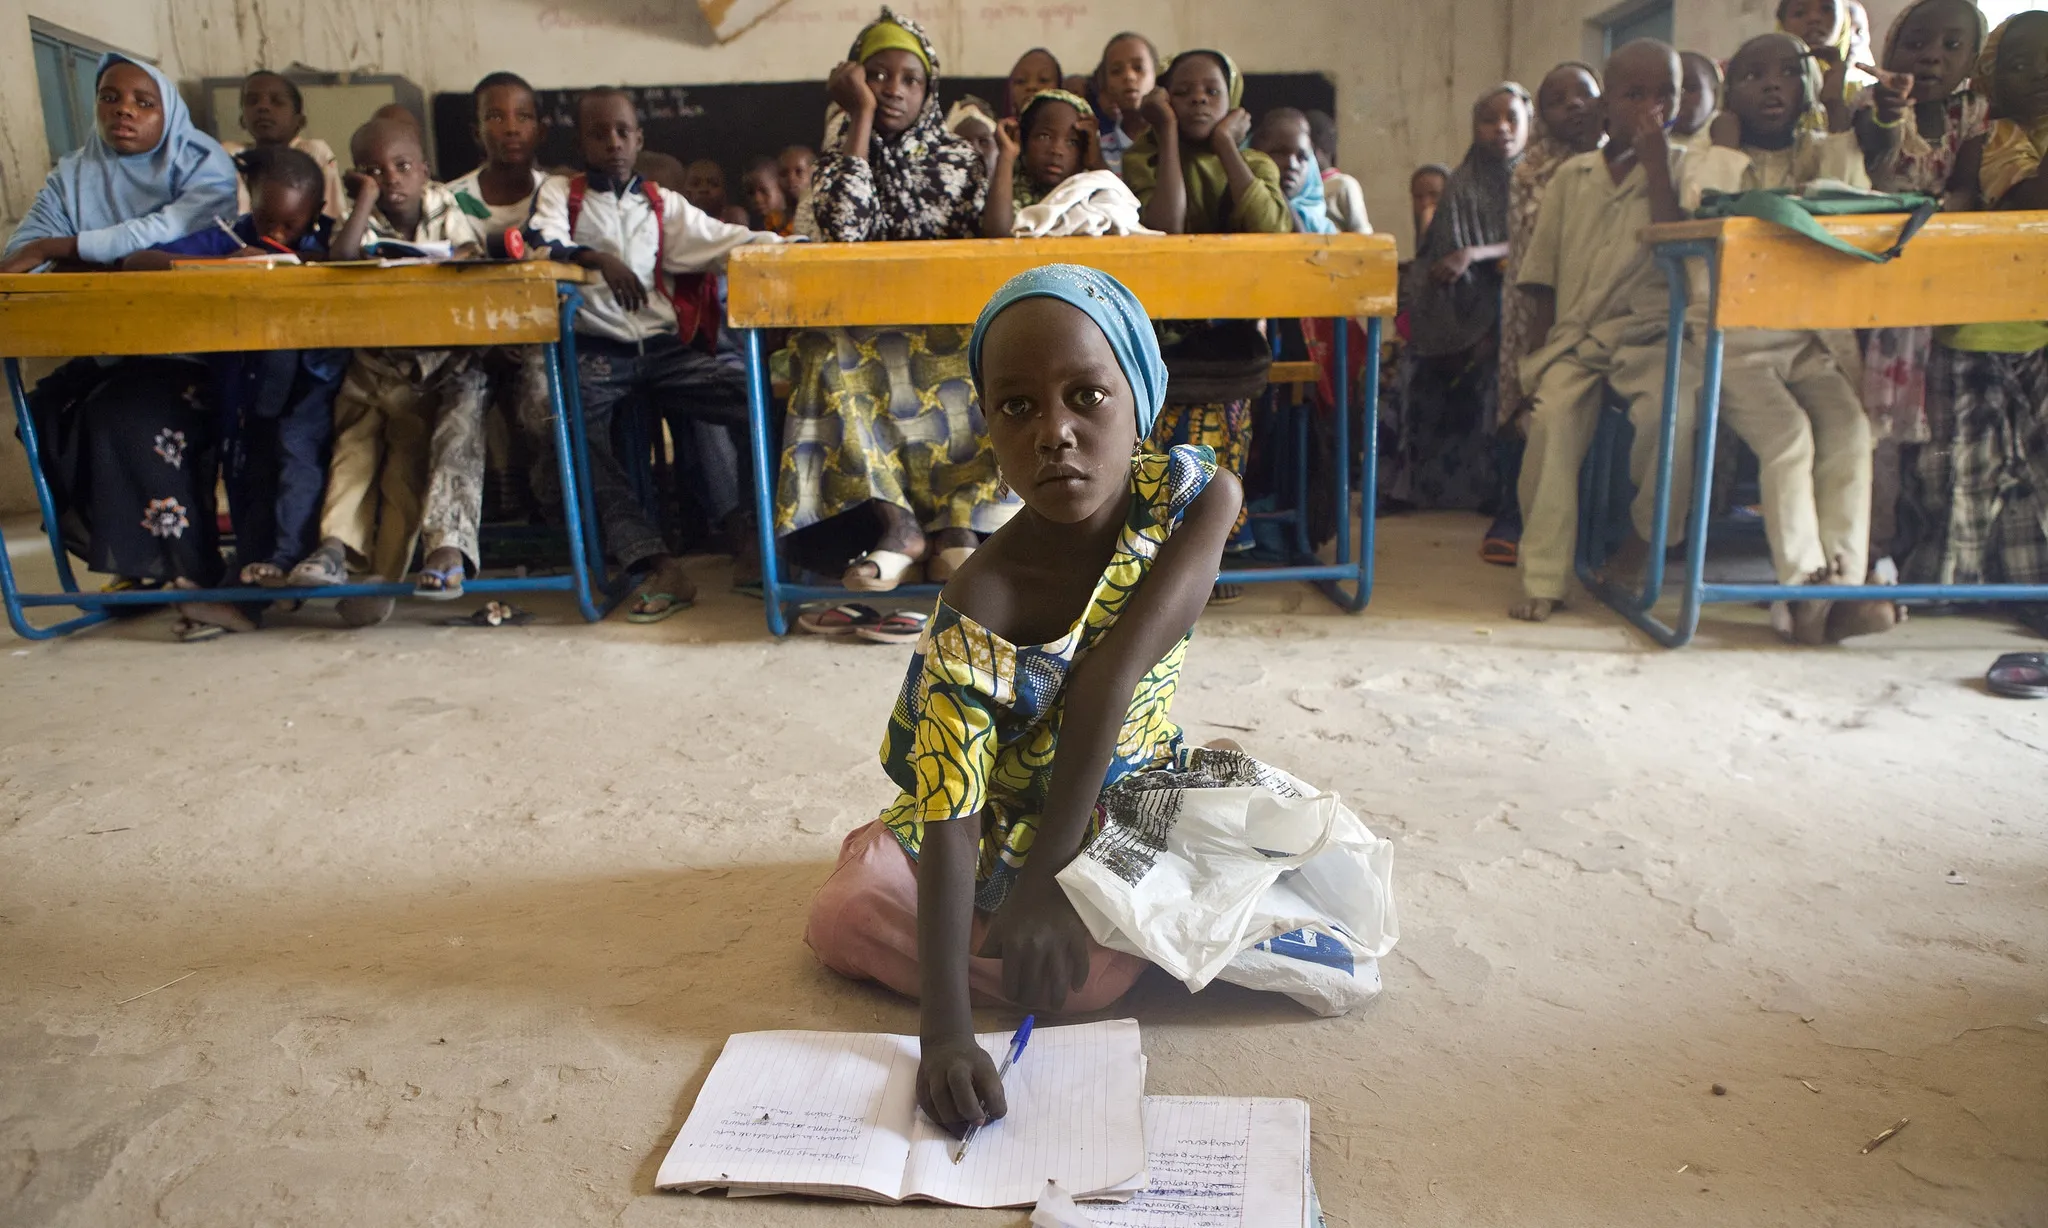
[288,117,487,620]
[1511,40,1700,623]
[1692,33,1895,643]
[981,88,1147,237]
[528,88,786,622]
[130,146,347,592]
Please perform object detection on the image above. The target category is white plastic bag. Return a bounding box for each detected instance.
[1056,749,1397,1014]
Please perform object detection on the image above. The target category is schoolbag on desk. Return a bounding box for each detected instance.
[564,174,722,351]
[1693,183,1940,264]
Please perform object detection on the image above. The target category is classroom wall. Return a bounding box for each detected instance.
[0,0,1509,515]
[1502,0,1914,85]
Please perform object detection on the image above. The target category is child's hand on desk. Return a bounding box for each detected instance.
[827,61,877,119]
[917,1035,1008,1135]
[977,876,1093,1011]
[1,237,77,274]
[590,252,647,311]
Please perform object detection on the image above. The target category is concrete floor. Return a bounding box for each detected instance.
[2,511,2045,1226]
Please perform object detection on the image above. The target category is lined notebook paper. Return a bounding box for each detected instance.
[1088,1097,1313,1228]
[656,1019,1148,1208]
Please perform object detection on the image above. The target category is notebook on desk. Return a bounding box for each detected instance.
[655,1018,1149,1208]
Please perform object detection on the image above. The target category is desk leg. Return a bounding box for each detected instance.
[1,358,109,640]
[1313,316,1376,613]
[554,293,618,612]
[541,316,601,623]
[744,329,789,637]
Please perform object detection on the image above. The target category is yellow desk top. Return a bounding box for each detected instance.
[725,234,1396,329]
[1643,211,2048,331]
[0,261,594,358]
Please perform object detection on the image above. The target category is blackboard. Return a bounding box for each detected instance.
[430,73,1336,190]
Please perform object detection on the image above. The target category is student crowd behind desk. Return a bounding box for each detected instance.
[4,2,2043,644]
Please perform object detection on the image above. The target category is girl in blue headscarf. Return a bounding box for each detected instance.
[7,56,252,640]
[809,267,1368,1132]
[3,55,236,272]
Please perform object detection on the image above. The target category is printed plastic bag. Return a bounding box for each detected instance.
[1056,749,1397,1014]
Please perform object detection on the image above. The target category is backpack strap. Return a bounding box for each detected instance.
[637,178,721,352]
[566,173,588,238]
[1715,190,1939,264]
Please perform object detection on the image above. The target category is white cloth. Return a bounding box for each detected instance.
[446,166,545,235]
[528,173,784,344]
[1011,170,1161,238]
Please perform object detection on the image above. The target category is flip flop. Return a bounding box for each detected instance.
[797,603,882,636]
[1480,536,1518,566]
[171,616,227,643]
[925,546,976,584]
[440,601,536,627]
[1208,584,1245,606]
[854,610,930,645]
[1987,652,2048,700]
[625,591,694,623]
[843,549,920,593]
[413,562,466,601]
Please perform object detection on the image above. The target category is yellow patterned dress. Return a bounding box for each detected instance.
[877,444,1219,911]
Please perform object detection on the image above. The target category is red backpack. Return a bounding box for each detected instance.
[565,174,721,353]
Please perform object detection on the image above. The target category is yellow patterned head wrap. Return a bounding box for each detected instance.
[855,13,930,73]
[1976,12,2048,204]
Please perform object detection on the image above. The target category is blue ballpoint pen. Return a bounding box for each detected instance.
[952,1015,1035,1164]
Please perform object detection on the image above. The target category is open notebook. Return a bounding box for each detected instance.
[656,1019,1148,1208]
[1089,1097,1314,1228]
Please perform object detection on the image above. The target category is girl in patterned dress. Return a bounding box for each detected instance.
[805,266,1244,1134]
[780,8,1006,592]
[4,54,246,640]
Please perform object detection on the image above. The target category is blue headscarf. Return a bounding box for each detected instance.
[1288,153,1337,234]
[3,54,238,266]
[969,264,1167,440]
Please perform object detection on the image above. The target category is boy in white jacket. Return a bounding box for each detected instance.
[529,88,786,621]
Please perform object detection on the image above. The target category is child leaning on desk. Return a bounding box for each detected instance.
[1687,33,1897,644]
[1903,11,2048,630]
[125,146,349,596]
[806,265,1256,1135]
[286,116,490,619]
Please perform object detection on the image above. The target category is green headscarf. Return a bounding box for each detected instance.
[1164,49,1243,108]
[855,12,931,72]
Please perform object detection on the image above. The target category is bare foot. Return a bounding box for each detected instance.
[1825,553,1899,642]
[337,574,395,628]
[239,561,286,587]
[1509,597,1560,622]
[170,577,258,634]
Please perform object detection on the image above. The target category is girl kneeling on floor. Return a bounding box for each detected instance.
[806,265,1260,1131]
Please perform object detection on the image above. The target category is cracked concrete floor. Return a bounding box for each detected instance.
[2,511,2045,1226]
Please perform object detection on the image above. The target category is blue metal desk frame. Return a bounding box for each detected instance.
[0,284,625,639]
[739,317,1383,637]
[1578,239,2048,648]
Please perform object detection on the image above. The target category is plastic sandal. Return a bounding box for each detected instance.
[1208,584,1246,606]
[926,546,975,583]
[797,603,882,636]
[843,549,920,593]
[412,563,466,602]
[289,546,348,587]
[1987,652,2048,700]
[855,610,930,645]
[1480,537,1518,567]
[625,591,693,624]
